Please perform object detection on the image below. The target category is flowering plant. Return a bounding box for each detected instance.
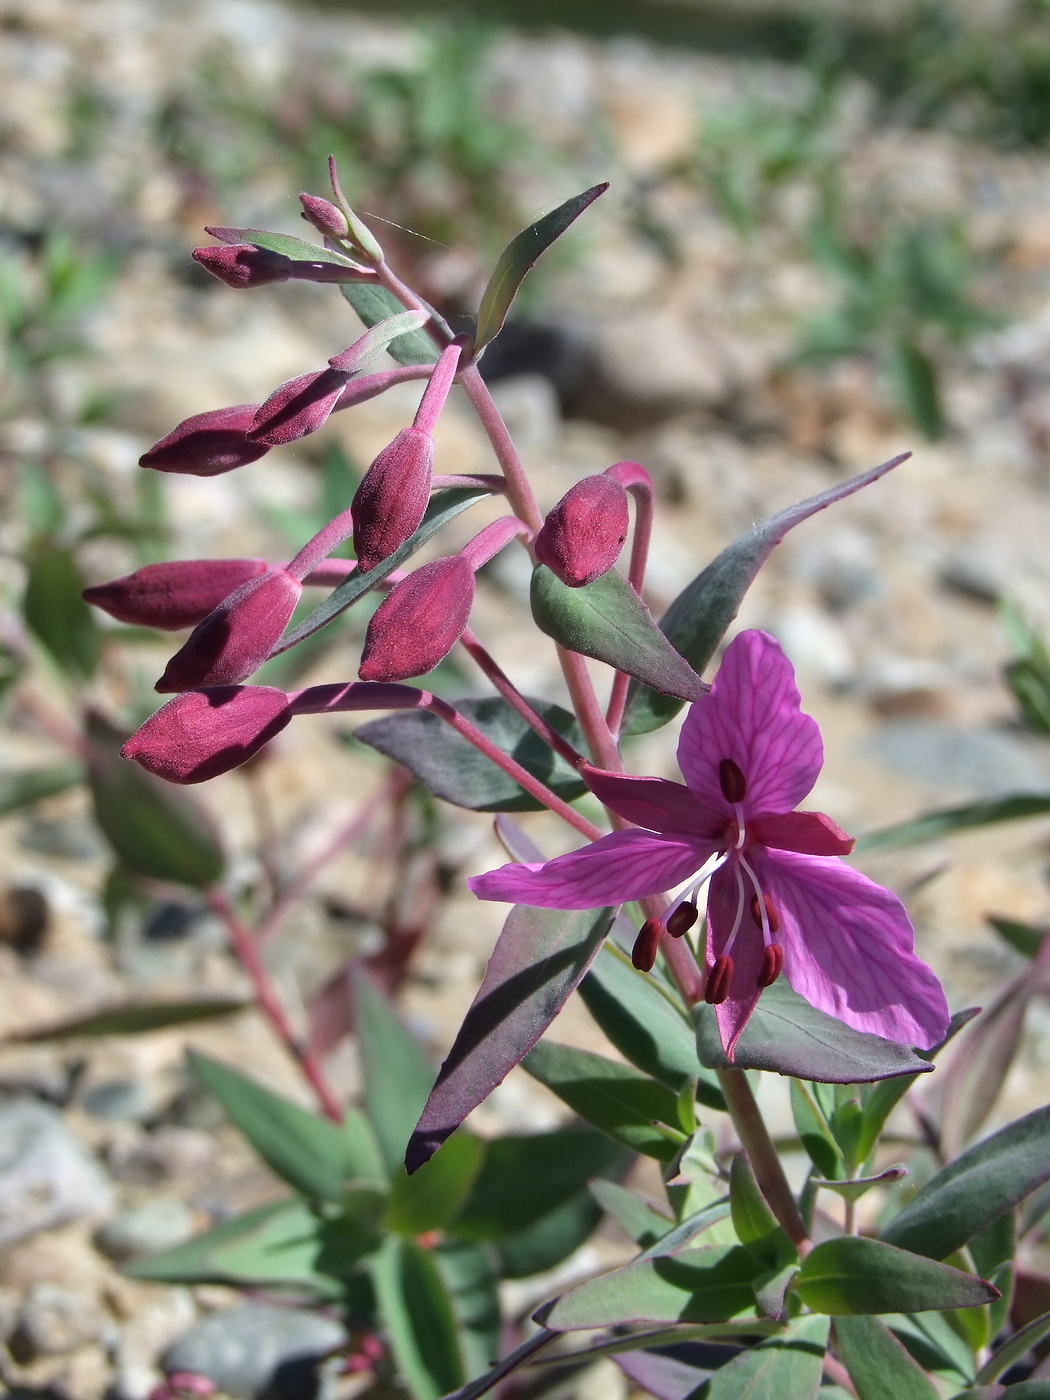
[81,163,1050,1400]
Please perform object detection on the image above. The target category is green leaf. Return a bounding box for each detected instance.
[206,224,364,269]
[8,998,248,1041]
[976,1308,1050,1382]
[588,1179,674,1248]
[791,1081,842,1180]
[954,1386,1050,1399]
[545,1244,760,1329]
[371,1236,465,1400]
[693,979,934,1083]
[834,1315,940,1400]
[623,452,909,734]
[452,1129,625,1240]
[85,713,224,888]
[817,1169,909,1202]
[884,1309,975,1384]
[698,1314,829,1400]
[579,944,726,1109]
[385,1133,485,1236]
[988,915,1046,959]
[730,1152,794,1269]
[531,565,705,703]
[352,969,435,1176]
[354,696,586,812]
[522,1040,685,1160]
[124,1198,351,1299]
[0,761,84,816]
[970,1212,1015,1338]
[856,794,1050,854]
[475,183,608,349]
[796,1237,998,1315]
[1006,656,1050,738]
[340,282,440,365]
[24,547,99,678]
[881,1105,1050,1260]
[887,338,944,441]
[496,1190,605,1279]
[274,487,487,654]
[753,1261,800,1321]
[434,1239,500,1381]
[188,1051,374,1202]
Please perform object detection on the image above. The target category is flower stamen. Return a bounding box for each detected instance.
[757,943,784,987]
[719,757,746,803]
[632,918,662,971]
[705,954,734,1004]
[666,902,699,938]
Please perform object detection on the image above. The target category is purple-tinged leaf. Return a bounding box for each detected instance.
[531,565,705,702]
[475,184,608,350]
[934,935,1050,1158]
[703,1315,829,1400]
[494,814,545,863]
[204,225,367,271]
[613,1348,723,1400]
[624,452,910,734]
[856,792,1050,853]
[7,997,248,1041]
[405,904,614,1172]
[797,1237,998,1314]
[340,282,442,366]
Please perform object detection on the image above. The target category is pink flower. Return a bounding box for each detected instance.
[469,630,949,1057]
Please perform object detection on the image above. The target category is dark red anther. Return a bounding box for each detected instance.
[666,902,699,938]
[757,943,784,988]
[632,918,662,971]
[704,954,734,1004]
[718,758,746,804]
[749,892,779,934]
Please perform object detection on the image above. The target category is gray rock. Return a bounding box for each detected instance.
[13,1283,109,1358]
[867,722,1050,798]
[0,1099,113,1247]
[162,1303,347,1400]
[81,1077,158,1122]
[94,1196,197,1261]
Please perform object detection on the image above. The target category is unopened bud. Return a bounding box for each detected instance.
[123,686,291,784]
[632,918,662,971]
[666,902,698,938]
[351,428,433,574]
[534,475,629,587]
[358,557,474,682]
[155,569,301,692]
[704,954,734,1005]
[140,404,270,476]
[300,192,350,239]
[757,943,784,988]
[84,559,268,630]
[248,367,350,447]
[192,244,293,289]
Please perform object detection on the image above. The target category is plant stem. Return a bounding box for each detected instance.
[206,887,344,1123]
[716,1067,809,1250]
[458,363,543,532]
[605,465,655,736]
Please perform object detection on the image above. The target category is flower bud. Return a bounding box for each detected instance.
[534,475,629,587]
[358,556,474,682]
[84,559,269,630]
[155,569,301,692]
[351,428,433,574]
[248,367,351,447]
[139,405,270,476]
[122,686,291,784]
[300,192,350,240]
[192,244,292,289]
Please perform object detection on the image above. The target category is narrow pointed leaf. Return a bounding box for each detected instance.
[730,1152,793,1267]
[0,762,84,816]
[753,1262,799,1320]
[974,1307,1050,1385]
[188,1050,365,1201]
[532,564,705,700]
[624,452,910,733]
[796,1237,998,1315]
[475,184,608,349]
[496,1190,608,1279]
[351,969,435,1176]
[433,1239,501,1382]
[834,1315,940,1400]
[856,793,1050,853]
[24,547,100,679]
[636,1201,733,1261]
[579,945,725,1109]
[354,696,586,812]
[522,1040,684,1160]
[406,904,613,1171]
[790,1081,841,1179]
[693,979,933,1083]
[385,1132,484,1236]
[371,1236,465,1400]
[272,487,488,654]
[588,1179,674,1247]
[545,1244,761,1329]
[988,914,1045,959]
[881,1105,1050,1260]
[818,1168,908,1201]
[700,1313,829,1399]
[340,282,441,365]
[9,998,248,1041]
[205,225,364,269]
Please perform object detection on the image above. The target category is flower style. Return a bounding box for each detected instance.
[469,630,950,1057]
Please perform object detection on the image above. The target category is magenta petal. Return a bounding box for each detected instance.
[751,847,950,1049]
[750,810,854,856]
[468,829,711,909]
[678,630,823,817]
[582,768,726,839]
[706,863,765,1059]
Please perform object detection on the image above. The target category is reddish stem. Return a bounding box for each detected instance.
[604,461,656,736]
